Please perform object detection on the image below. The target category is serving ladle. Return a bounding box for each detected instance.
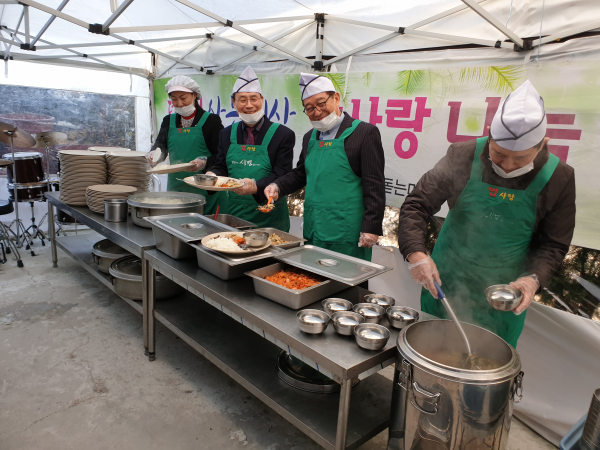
[434,281,481,370]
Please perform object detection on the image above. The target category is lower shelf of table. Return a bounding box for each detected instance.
[55,233,143,315]
[154,293,392,450]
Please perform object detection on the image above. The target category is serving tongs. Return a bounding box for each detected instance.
[434,281,481,370]
[257,196,275,213]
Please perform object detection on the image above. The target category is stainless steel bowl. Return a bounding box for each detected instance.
[322,298,353,315]
[297,309,330,334]
[353,303,385,324]
[354,323,390,350]
[193,173,217,186]
[364,294,396,308]
[332,311,365,336]
[485,284,522,311]
[386,306,419,329]
[243,230,269,247]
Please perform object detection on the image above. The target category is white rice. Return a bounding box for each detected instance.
[204,237,240,252]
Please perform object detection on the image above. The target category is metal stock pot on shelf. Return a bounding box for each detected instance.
[387,320,524,450]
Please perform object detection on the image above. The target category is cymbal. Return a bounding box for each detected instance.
[0,159,14,167]
[33,131,68,147]
[0,125,36,148]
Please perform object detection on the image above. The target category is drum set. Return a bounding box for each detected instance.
[0,120,69,263]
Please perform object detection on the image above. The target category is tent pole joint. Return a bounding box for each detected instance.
[205,33,213,39]
[514,39,533,52]
[398,27,405,34]
[19,43,35,50]
[89,23,110,35]
[313,60,324,71]
[225,20,233,27]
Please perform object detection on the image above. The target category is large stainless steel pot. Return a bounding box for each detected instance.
[388,320,523,450]
[109,255,184,300]
[92,239,131,274]
[127,192,206,228]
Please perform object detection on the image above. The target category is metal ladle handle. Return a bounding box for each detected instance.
[434,280,472,356]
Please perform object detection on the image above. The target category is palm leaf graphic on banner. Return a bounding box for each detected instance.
[362,72,373,87]
[396,70,425,95]
[459,66,525,94]
[323,72,350,107]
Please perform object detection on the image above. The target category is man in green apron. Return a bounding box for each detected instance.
[208,66,295,231]
[265,73,386,261]
[398,80,576,347]
[148,75,227,215]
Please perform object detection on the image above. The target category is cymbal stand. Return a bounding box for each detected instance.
[7,130,21,246]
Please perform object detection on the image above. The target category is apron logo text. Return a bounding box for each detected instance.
[241,146,256,152]
[488,186,515,201]
[232,160,260,167]
[319,141,332,147]
[488,187,498,197]
[178,128,191,134]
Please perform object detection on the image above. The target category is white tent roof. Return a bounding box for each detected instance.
[0,0,599,79]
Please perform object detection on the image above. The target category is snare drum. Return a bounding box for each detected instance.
[57,209,78,224]
[7,181,49,202]
[2,152,45,184]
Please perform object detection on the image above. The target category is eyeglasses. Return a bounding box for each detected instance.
[234,96,262,106]
[303,93,334,115]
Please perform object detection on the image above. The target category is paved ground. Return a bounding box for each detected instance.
[0,239,557,449]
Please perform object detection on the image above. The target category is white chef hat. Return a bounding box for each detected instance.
[232,66,262,97]
[490,80,547,151]
[299,73,336,101]
[165,75,201,96]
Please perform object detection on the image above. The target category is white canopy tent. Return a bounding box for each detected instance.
[2,1,600,447]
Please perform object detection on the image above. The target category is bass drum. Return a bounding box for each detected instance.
[2,152,45,184]
[57,209,78,224]
[7,181,49,202]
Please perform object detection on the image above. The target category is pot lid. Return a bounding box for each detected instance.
[109,255,167,282]
[145,213,235,242]
[128,192,206,209]
[274,245,391,285]
[93,239,129,258]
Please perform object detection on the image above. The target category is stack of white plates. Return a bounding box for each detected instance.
[106,150,151,193]
[88,146,130,153]
[58,150,107,205]
[85,184,137,214]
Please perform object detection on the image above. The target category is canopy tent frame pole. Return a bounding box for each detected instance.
[110,15,313,34]
[212,34,311,66]
[17,0,88,28]
[210,19,315,74]
[30,0,69,47]
[22,4,29,45]
[173,0,313,66]
[6,50,149,59]
[35,33,215,49]
[314,14,324,70]
[156,36,209,78]
[3,25,148,77]
[407,0,486,30]
[460,0,524,48]
[102,0,134,32]
[324,32,400,66]
[534,19,600,45]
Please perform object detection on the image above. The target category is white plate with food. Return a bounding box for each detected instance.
[200,232,271,254]
[183,176,245,191]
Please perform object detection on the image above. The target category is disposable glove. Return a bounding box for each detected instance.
[264,183,280,202]
[358,233,379,248]
[233,178,257,195]
[187,156,207,172]
[146,148,163,167]
[408,255,441,298]
[510,276,539,315]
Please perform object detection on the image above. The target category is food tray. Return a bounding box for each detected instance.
[145,213,236,260]
[253,227,306,249]
[191,242,285,280]
[204,214,256,230]
[274,245,391,286]
[245,262,346,310]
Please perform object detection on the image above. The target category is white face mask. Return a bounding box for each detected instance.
[174,103,196,117]
[489,158,535,178]
[310,110,341,132]
[238,108,264,126]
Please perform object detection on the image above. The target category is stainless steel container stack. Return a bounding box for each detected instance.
[127,192,206,228]
[104,199,128,222]
[92,239,131,274]
[581,388,600,450]
[388,320,523,450]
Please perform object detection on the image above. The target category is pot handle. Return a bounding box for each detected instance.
[410,381,440,415]
[512,371,524,403]
[92,254,99,265]
[136,207,149,219]
[109,275,115,285]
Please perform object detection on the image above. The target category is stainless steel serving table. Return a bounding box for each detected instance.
[45,191,156,350]
[145,248,433,450]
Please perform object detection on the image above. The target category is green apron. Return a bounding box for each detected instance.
[421,137,559,347]
[166,112,228,215]
[304,119,371,261]
[226,121,290,231]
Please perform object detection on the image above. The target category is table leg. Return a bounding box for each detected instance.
[142,255,149,356]
[48,203,57,268]
[335,378,352,450]
[148,264,156,361]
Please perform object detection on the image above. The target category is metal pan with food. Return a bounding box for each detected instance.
[251,227,307,249]
[183,175,245,191]
[200,231,272,254]
[245,262,347,310]
[204,213,256,231]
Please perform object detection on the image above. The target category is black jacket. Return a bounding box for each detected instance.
[274,112,386,236]
[152,103,223,171]
[211,116,295,204]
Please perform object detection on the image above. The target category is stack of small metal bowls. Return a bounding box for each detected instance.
[297,309,330,334]
[331,311,365,336]
[386,306,419,329]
